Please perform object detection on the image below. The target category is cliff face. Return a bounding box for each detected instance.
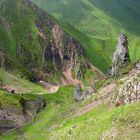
[32,2,88,80]
[0,0,88,83]
[109,33,130,76]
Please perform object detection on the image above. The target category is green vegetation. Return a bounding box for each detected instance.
[0,68,46,94]
[0,0,93,83]
[1,0,140,140]
[52,102,140,140]
[1,84,140,140]
[0,86,79,139]
[32,0,140,73]
[0,89,21,109]
[0,0,60,82]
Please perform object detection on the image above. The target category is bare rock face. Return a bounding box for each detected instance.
[25,0,89,82]
[0,97,46,133]
[74,84,83,102]
[110,33,130,76]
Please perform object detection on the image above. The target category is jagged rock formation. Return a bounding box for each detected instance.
[115,71,140,106]
[110,33,130,76]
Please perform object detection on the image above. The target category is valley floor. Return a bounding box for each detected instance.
[1,68,140,140]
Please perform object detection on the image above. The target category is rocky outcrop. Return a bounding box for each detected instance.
[20,97,46,119]
[0,108,26,132]
[0,97,46,132]
[74,84,83,102]
[74,84,94,102]
[109,33,130,77]
[34,6,88,80]
[18,0,89,83]
[115,72,140,106]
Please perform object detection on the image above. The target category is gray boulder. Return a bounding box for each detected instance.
[20,97,46,119]
[74,84,89,102]
[87,85,95,94]
[74,84,83,102]
[110,33,130,76]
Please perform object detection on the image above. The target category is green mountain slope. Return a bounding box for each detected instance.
[0,0,93,84]
[32,0,140,36]
[31,0,140,73]
[1,67,140,140]
[0,1,140,139]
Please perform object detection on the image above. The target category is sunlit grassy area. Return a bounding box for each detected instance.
[0,69,46,94]
[1,83,140,140]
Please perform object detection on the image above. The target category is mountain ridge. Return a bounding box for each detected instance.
[31,0,140,73]
[0,0,99,85]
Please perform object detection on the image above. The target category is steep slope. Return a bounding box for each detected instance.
[32,0,140,36]
[31,0,140,72]
[1,64,140,140]
[0,0,94,84]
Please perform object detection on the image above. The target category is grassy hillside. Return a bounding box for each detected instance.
[32,0,140,36]
[0,1,140,139]
[0,68,46,94]
[1,78,140,140]
[0,0,45,80]
[31,0,140,73]
[0,0,92,83]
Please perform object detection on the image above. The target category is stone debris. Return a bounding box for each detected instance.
[116,72,140,106]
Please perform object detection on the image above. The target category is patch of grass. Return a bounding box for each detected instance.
[0,89,21,109]
[0,68,46,94]
[48,102,140,140]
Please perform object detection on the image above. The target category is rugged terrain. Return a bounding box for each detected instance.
[0,0,99,86]
[0,0,140,140]
[0,0,101,134]
[1,29,140,139]
[32,0,140,73]
[1,60,140,139]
